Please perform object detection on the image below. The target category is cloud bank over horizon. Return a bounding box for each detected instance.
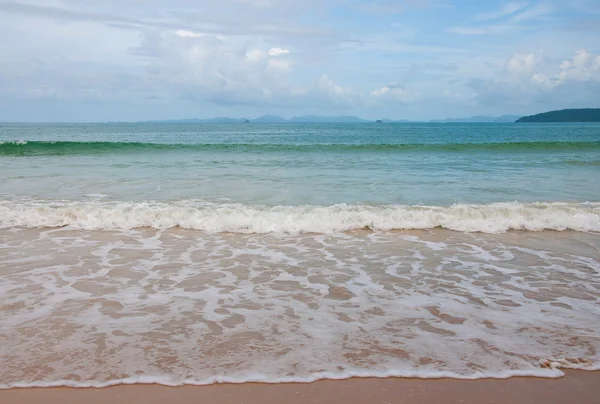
[0,0,599,121]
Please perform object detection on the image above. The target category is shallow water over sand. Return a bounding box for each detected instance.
[1,122,600,387]
[2,228,599,387]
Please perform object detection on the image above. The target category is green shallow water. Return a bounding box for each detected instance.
[2,140,600,156]
[1,122,599,205]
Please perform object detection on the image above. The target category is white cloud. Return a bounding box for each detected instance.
[446,25,514,35]
[175,30,202,38]
[135,31,366,108]
[442,90,474,100]
[353,0,450,15]
[448,3,554,36]
[476,2,528,21]
[505,52,538,75]
[176,29,226,41]
[1,0,599,121]
[268,47,290,56]
[510,3,553,22]
[446,26,487,35]
[499,50,600,87]
[469,49,600,108]
[370,82,417,102]
[129,31,295,106]
[317,74,349,97]
[267,59,291,71]
[303,74,363,107]
[471,2,552,23]
[556,49,600,82]
[246,49,268,62]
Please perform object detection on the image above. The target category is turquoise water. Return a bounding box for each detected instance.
[1,122,599,206]
[2,122,600,387]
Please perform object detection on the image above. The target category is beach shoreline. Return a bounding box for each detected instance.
[2,123,600,403]
[2,227,599,388]
[1,371,599,404]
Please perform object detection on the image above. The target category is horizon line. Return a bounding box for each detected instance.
[0,113,527,125]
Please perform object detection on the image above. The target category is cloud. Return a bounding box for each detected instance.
[352,0,449,15]
[0,0,599,121]
[315,74,359,103]
[472,2,553,24]
[553,49,600,82]
[468,49,600,109]
[446,25,514,35]
[235,0,283,7]
[500,49,600,86]
[424,62,459,72]
[568,0,600,14]
[505,52,539,76]
[245,48,268,62]
[0,27,300,108]
[510,3,553,22]
[268,47,290,56]
[176,30,207,38]
[0,0,161,31]
[0,0,331,38]
[442,89,474,100]
[476,2,528,21]
[140,31,293,103]
[267,59,291,72]
[0,0,355,111]
[446,26,487,35]
[370,82,417,102]
[131,31,363,108]
[448,3,554,36]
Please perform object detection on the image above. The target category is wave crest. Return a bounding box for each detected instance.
[2,140,600,156]
[1,200,599,233]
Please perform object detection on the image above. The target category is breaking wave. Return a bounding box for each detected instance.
[1,199,599,233]
[2,140,600,155]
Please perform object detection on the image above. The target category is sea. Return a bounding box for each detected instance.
[1,122,599,388]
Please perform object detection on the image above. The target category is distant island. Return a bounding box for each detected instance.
[517,108,600,122]
[147,115,372,124]
[145,114,522,124]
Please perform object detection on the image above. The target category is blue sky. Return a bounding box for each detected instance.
[0,0,599,121]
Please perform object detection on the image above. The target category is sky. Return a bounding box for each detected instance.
[0,0,599,121]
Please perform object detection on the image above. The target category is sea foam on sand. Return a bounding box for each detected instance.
[1,227,598,388]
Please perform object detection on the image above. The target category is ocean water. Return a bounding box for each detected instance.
[1,122,599,387]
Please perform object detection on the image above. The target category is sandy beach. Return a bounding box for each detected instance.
[2,371,599,404]
[2,0,600,399]
[2,227,599,388]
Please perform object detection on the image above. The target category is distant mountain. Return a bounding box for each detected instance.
[253,115,370,123]
[146,115,374,124]
[517,109,600,122]
[148,117,248,123]
[143,114,527,124]
[494,115,522,123]
[251,115,289,123]
[430,115,522,123]
[288,115,370,123]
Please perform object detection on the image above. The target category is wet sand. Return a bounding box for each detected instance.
[2,371,599,404]
[2,228,599,386]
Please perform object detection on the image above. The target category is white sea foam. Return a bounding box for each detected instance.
[1,228,599,388]
[0,368,576,389]
[1,199,599,233]
[4,357,600,389]
[83,193,109,199]
[0,140,27,145]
